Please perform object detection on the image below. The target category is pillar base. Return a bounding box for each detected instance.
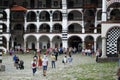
[101,55,107,58]
[97,57,119,63]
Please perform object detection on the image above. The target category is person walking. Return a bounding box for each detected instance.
[13,55,17,67]
[96,48,100,62]
[62,56,67,65]
[54,48,58,61]
[31,58,37,76]
[15,56,20,69]
[51,53,56,68]
[37,54,42,69]
[67,55,73,66]
[42,54,48,76]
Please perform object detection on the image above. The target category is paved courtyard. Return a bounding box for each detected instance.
[0,52,118,80]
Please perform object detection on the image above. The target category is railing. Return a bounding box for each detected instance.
[52,30,62,33]
[39,30,50,33]
[68,31,82,33]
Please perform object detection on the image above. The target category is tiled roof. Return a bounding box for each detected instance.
[10,5,27,11]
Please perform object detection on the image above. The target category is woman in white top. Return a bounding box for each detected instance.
[63,56,67,65]
[42,54,48,76]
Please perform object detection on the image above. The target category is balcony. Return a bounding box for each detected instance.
[68,30,82,33]
[39,29,50,33]
[83,4,96,8]
[11,30,24,35]
[52,30,62,33]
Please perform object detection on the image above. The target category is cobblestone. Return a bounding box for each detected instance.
[0,53,96,80]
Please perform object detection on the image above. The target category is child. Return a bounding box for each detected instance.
[63,56,67,65]
[31,58,37,76]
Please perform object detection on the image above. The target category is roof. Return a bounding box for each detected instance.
[10,5,27,11]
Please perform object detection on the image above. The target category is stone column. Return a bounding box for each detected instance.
[94,41,96,53]
[62,39,67,49]
[24,16,27,33]
[11,38,14,48]
[101,37,107,58]
[82,13,85,33]
[82,41,85,49]
[50,41,53,48]
[94,15,97,33]
[36,11,39,33]
[37,40,39,50]
[62,0,67,9]
[102,0,107,21]
[50,12,53,33]
[7,41,9,52]
[6,9,10,33]
[24,40,26,52]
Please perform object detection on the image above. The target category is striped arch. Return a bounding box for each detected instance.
[0,24,3,69]
[107,0,120,7]
[106,27,120,57]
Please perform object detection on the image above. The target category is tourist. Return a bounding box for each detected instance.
[15,56,20,69]
[31,58,37,76]
[9,48,14,56]
[33,53,38,61]
[13,54,17,62]
[67,55,73,66]
[81,48,85,55]
[42,54,48,76]
[96,48,100,62]
[69,47,73,55]
[19,60,24,70]
[37,54,42,69]
[58,47,63,54]
[88,49,91,56]
[54,48,58,61]
[2,50,5,55]
[62,56,67,65]
[51,53,56,68]
[13,54,17,67]
[85,49,88,56]
[73,47,77,54]
[63,47,67,54]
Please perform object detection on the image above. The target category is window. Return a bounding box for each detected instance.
[4,0,9,6]
[54,1,58,7]
[53,13,58,19]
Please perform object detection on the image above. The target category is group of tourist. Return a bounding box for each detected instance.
[10,47,104,77]
[31,53,49,76]
[30,47,73,76]
[13,55,24,70]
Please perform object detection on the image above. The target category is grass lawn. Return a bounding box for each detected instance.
[54,62,118,80]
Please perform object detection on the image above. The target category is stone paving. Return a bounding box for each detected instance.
[0,53,97,80]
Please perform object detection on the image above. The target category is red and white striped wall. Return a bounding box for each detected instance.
[0,25,2,64]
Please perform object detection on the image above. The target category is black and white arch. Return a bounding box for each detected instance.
[106,27,120,57]
[0,24,2,64]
